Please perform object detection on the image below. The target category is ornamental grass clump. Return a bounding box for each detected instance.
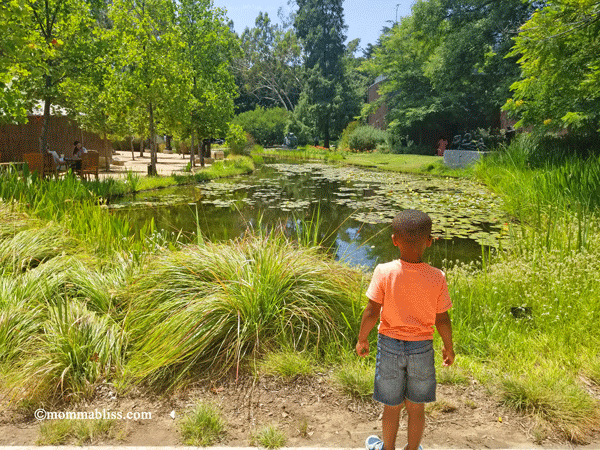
[122,232,363,389]
[8,299,125,402]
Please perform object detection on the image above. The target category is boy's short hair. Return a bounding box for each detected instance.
[392,210,432,243]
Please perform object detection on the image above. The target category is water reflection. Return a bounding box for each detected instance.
[112,163,509,269]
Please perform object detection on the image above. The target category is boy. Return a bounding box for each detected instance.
[356,209,454,450]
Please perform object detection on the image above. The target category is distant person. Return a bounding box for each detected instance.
[47,146,66,169]
[72,140,88,171]
[73,140,88,158]
[356,209,454,450]
[437,137,448,156]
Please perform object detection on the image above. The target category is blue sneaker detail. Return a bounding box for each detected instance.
[366,435,384,450]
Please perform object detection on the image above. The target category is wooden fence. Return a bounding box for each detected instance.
[0,115,112,163]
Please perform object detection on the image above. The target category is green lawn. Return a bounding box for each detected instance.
[341,152,469,177]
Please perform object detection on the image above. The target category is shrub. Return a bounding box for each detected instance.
[338,121,360,150]
[233,107,290,147]
[225,123,251,155]
[348,126,389,151]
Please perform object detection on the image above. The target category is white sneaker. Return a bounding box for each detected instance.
[366,435,384,450]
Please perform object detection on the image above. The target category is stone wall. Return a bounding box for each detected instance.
[443,150,490,169]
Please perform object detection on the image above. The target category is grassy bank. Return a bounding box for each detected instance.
[0,200,365,403]
[132,156,254,192]
[340,152,468,177]
[252,145,344,164]
[251,146,469,178]
[1,146,599,442]
[446,141,600,441]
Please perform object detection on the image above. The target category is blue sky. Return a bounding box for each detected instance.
[211,0,414,50]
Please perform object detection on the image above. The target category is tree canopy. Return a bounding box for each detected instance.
[361,0,540,145]
[235,12,302,112]
[505,0,600,134]
[293,0,356,147]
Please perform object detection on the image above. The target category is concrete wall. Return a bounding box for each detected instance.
[443,150,490,169]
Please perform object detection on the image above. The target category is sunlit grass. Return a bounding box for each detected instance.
[256,350,318,378]
[341,152,469,177]
[7,298,125,402]
[36,418,122,445]
[332,357,374,400]
[122,231,363,389]
[179,402,226,446]
[249,424,287,449]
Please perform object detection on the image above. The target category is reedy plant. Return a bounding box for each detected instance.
[0,223,81,275]
[7,299,125,403]
[122,232,363,389]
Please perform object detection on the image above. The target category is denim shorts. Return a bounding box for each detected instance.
[373,334,436,405]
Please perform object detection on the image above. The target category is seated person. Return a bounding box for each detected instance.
[73,140,88,158]
[71,141,89,171]
[49,150,66,169]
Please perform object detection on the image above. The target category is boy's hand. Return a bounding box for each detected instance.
[442,347,455,366]
[356,340,370,357]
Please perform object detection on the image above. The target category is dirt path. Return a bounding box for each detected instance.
[2,375,599,447]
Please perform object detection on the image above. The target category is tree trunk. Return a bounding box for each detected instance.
[149,102,157,175]
[190,131,195,167]
[103,131,109,171]
[130,136,135,160]
[39,79,52,153]
[200,139,205,168]
[140,135,144,158]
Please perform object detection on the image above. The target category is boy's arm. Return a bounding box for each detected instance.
[435,311,455,366]
[356,300,381,357]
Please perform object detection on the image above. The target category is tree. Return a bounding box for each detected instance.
[293,0,349,148]
[178,0,239,166]
[504,0,600,134]
[61,7,114,169]
[0,0,36,124]
[235,12,302,112]
[362,0,540,145]
[105,0,191,174]
[2,0,100,151]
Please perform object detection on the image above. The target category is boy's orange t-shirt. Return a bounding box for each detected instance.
[366,259,452,341]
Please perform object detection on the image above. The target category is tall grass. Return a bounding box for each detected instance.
[7,298,125,402]
[450,138,600,440]
[122,232,363,389]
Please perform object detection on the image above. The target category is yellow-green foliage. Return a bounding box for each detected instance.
[122,232,363,388]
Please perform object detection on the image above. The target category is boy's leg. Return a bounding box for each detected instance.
[404,399,425,450]
[382,403,403,450]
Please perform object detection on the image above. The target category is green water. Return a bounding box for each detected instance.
[111,163,510,269]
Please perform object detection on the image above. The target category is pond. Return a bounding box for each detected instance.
[111,163,511,270]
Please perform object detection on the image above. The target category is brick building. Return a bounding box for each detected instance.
[367,75,389,130]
